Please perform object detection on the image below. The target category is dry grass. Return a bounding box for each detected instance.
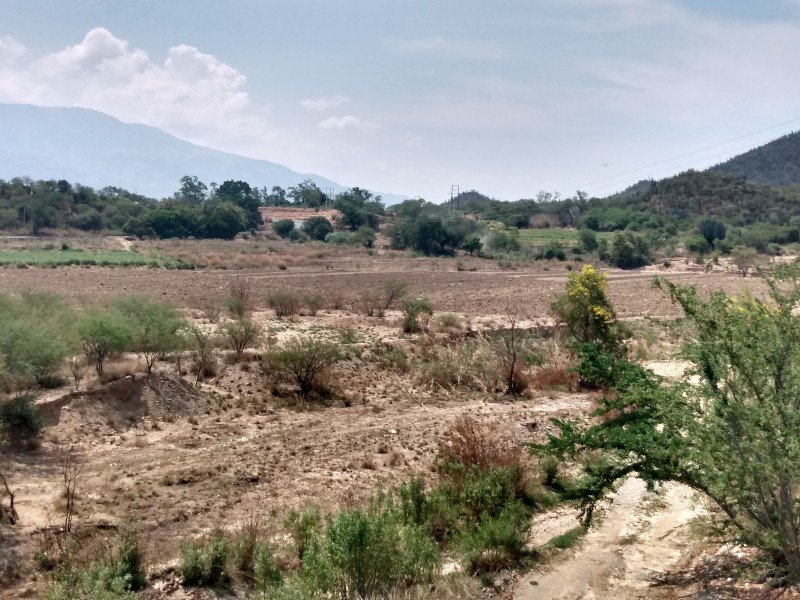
[99,357,148,383]
[438,416,523,471]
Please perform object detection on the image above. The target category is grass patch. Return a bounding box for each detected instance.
[547,525,587,550]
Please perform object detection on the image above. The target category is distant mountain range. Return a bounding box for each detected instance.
[0,103,407,204]
[710,130,800,187]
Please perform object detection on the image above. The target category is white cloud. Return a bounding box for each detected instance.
[318,115,379,131]
[300,94,348,111]
[0,35,25,63]
[0,28,267,150]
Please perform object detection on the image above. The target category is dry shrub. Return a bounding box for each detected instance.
[359,290,383,317]
[100,357,147,383]
[200,297,222,323]
[439,416,523,471]
[326,291,346,311]
[529,337,578,391]
[418,339,500,392]
[266,289,301,319]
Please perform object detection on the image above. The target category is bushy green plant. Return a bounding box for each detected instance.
[272,219,295,238]
[110,296,185,372]
[180,530,230,587]
[458,504,529,573]
[302,216,333,241]
[253,542,283,591]
[400,297,432,333]
[285,506,323,559]
[0,395,43,442]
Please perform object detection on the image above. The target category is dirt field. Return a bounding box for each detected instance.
[0,248,775,599]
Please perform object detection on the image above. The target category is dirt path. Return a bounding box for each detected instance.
[516,478,702,600]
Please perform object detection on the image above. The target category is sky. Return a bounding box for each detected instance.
[1,0,800,202]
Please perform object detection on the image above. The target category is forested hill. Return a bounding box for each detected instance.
[606,169,800,221]
[710,130,800,187]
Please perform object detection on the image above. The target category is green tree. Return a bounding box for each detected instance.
[202,202,248,240]
[221,319,260,357]
[462,236,483,255]
[110,296,185,373]
[608,231,650,269]
[538,267,800,580]
[176,175,208,205]
[302,216,333,241]
[77,309,134,376]
[272,219,295,238]
[578,229,598,252]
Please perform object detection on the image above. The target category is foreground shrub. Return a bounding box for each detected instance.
[303,507,439,599]
[536,266,800,581]
[110,295,185,372]
[77,309,134,377]
[458,504,529,573]
[180,530,230,587]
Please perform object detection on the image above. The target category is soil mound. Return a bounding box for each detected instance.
[38,373,213,436]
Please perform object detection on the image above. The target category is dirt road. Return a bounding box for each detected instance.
[516,478,701,600]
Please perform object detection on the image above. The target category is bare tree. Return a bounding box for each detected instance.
[57,444,87,534]
[68,356,88,392]
[492,315,534,396]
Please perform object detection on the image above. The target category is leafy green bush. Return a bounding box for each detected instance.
[272,219,295,238]
[220,319,260,356]
[285,506,323,559]
[77,309,134,376]
[110,296,185,372]
[180,530,230,587]
[608,231,650,269]
[303,507,439,598]
[302,216,333,241]
[458,504,529,573]
[0,395,43,442]
[400,297,433,333]
[462,236,483,255]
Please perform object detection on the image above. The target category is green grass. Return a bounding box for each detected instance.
[0,248,193,269]
[546,525,587,550]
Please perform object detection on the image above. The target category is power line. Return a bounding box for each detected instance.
[554,115,800,197]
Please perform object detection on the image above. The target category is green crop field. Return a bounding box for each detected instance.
[0,248,192,269]
[516,229,613,244]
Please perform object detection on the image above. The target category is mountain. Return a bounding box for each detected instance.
[710,130,800,187]
[0,103,406,203]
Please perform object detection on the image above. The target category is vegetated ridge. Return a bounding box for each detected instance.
[710,129,800,187]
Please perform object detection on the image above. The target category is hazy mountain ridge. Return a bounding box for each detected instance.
[0,103,406,203]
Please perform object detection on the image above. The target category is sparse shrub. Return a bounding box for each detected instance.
[263,338,342,399]
[382,279,409,311]
[181,325,217,385]
[266,289,301,319]
[400,297,433,333]
[418,339,499,392]
[200,298,222,323]
[371,343,408,371]
[358,290,381,317]
[304,293,324,316]
[180,530,230,587]
[326,291,346,311]
[221,319,260,357]
[438,417,522,472]
[224,280,253,318]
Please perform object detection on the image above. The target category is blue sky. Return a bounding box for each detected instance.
[2,0,799,201]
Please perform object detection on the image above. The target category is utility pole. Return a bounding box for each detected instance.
[450,185,460,213]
